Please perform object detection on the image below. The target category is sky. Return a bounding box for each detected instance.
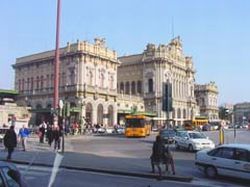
[1,0,250,105]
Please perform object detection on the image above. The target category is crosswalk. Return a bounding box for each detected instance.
[18,164,52,179]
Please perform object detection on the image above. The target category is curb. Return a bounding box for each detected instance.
[1,159,193,182]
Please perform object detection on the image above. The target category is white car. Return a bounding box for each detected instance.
[195,144,250,180]
[175,131,215,151]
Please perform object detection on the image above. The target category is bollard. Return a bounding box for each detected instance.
[219,127,224,145]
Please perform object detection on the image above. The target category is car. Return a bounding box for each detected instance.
[116,127,125,134]
[195,144,250,180]
[0,161,28,187]
[202,124,211,131]
[159,129,176,144]
[106,128,115,134]
[174,130,215,151]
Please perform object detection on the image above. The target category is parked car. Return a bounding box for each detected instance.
[195,144,250,180]
[174,131,215,151]
[159,129,176,144]
[0,161,28,187]
[116,127,125,134]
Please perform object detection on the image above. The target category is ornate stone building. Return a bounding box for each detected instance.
[194,81,219,121]
[13,38,120,126]
[118,37,197,126]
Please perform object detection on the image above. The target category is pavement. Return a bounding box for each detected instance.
[0,134,193,182]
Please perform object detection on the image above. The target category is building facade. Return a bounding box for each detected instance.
[13,38,120,127]
[194,81,219,121]
[234,102,250,124]
[118,37,197,127]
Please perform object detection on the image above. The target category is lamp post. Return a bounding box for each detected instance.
[53,0,61,128]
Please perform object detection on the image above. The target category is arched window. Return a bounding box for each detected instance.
[30,77,34,90]
[125,81,130,94]
[22,79,25,91]
[131,81,136,95]
[109,75,114,89]
[18,79,21,91]
[172,108,176,119]
[100,73,104,88]
[183,109,186,119]
[85,103,93,124]
[97,104,104,124]
[108,105,114,126]
[40,76,44,89]
[120,82,124,93]
[148,78,153,93]
[137,81,142,94]
[177,108,181,119]
[70,69,75,85]
[27,78,30,91]
[36,76,40,89]
[46,74,50,88]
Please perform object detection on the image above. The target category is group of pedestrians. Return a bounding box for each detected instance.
[150,135,176,179]
[38,121,62,151]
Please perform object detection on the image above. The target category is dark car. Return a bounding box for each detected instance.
[202,124,211,131]
[159,129,176,144]
[0,161,28,187]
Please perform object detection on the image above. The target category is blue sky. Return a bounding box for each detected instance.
[1,0,249,105]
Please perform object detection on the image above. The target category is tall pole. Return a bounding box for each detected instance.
[53,0,61,125]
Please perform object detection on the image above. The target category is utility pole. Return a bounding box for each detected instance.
[53,0,61,126]
[53,0,64,153]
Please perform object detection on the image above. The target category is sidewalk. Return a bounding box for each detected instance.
[0,135,193,182]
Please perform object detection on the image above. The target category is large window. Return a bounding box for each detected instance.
[120,82,124,93]
[131,81,136,94]
[125,81,130,94]
[148,78,153,93]
[137,81,142,94]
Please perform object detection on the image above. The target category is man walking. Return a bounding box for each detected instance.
[52,125,61,152]
[18,125,30,151]
[4,125,17,160]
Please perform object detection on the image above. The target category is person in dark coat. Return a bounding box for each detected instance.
[52,125,61,152]
[4,126,17,160]
[150,135,165,178]
[47,124,53,146]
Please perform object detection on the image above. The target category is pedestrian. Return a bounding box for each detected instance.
[150,135,165,179]
[4,125,17,160]
[47,124,53,146]
[164,145,176,175]
[52,125,61,152]
[39,122,46,143]
[18,125,30,151]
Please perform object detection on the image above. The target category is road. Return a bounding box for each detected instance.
[17,164,244,187]
[69,129,250,187]
[10,129,249,187]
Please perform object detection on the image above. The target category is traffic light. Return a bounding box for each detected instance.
[162,82,173,111]
[65,102,70,117]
